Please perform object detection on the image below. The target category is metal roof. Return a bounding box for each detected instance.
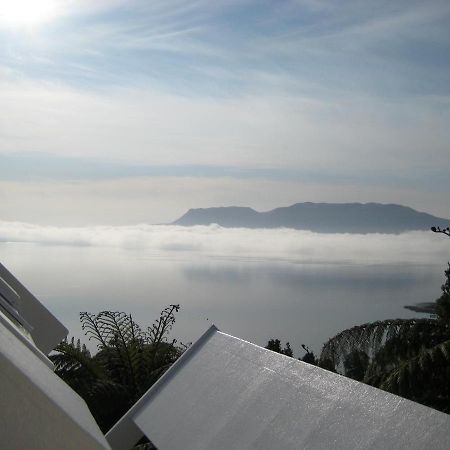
[107,325,450,450]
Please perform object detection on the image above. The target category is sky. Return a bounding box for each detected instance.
[1,0,450,225]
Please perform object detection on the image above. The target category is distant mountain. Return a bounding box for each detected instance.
[172,203,450,233]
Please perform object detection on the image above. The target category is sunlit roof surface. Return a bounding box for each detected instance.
[107,325,450,450]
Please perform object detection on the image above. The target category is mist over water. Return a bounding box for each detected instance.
[1,222,447,355]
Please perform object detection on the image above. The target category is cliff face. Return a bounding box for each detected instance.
[173,202,450,233]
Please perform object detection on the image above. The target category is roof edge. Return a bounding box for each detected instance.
[106,324,219,450]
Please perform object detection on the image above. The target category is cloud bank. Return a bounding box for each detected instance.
[1,221,447,266]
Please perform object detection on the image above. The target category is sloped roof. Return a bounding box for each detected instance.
[1,309,110,450]
[1,263,110,449]
[107,325,450,450]
[0,262,67,354]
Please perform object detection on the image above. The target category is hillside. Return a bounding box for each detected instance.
[172,202,450,233]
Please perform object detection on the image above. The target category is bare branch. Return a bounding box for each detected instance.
[431,226,450,238]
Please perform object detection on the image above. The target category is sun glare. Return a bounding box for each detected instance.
[0,0,59,28]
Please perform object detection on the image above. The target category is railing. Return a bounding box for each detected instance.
[0,263,68,354]
[0,273,33,333]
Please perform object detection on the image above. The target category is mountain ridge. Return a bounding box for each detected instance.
[172,202,450,233]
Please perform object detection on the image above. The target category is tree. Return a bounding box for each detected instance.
[264,229,450,412]
[431,226,450,238]
[343,349,369,381]
[265,340,318,365]
[265,338,293,357]
[300,344,318,365]
[436,263,450,322]
[319,265,450,413]
[51,305,185,433]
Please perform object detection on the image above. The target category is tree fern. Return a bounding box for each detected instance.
[320,318,435,367]
[319,261,450,413]
[51,338,105,394]
[52,305,184,433]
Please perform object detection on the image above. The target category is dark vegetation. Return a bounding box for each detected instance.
[265,339,318,365]
[267,228,450,413]
[51,305,184,436]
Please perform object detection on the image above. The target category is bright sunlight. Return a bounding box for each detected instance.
[0,0,59,28]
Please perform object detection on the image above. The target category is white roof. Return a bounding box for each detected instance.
[1,263,110,449]
[107,325,450,450]
[1,311,110,450]
[0,263,67,354]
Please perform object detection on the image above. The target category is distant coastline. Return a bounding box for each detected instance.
[172,202,450,234]
[404,302,437,314]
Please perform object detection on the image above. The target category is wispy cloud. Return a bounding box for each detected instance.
[2,0,449,96]
[1,0,450,223]
[1,79,449,174]
[1,152,449,197]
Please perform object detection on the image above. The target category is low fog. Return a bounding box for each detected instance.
[1,221,447,266]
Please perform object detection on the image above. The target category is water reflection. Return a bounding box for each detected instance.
[0,242,444,355]
[184,263,438,289]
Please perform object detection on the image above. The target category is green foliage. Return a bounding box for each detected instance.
[51,305,184,433]
[343,349,369,381]
[319,265,450,413]
[51,337,106,397]
[320,318,436,367]
[300,344,318,365]
[265,338,293,357]
[436,263,450,322]
[265,340,318,365]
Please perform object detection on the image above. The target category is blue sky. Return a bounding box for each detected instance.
[1,0,450,224]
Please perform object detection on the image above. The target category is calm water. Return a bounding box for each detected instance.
[2,231,447,355]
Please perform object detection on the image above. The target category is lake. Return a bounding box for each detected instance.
[1,224,448,356]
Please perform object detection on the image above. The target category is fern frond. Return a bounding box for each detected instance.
[146,304,180,345]
[54,306,183,431]
[80,312,109,350]
[320,318,436,367]
[51,337,106,397]
[97,311,143,345]
[51,337,103,376]
[379,339,450,397]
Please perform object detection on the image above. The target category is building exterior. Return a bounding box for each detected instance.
[0,263,111,450]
